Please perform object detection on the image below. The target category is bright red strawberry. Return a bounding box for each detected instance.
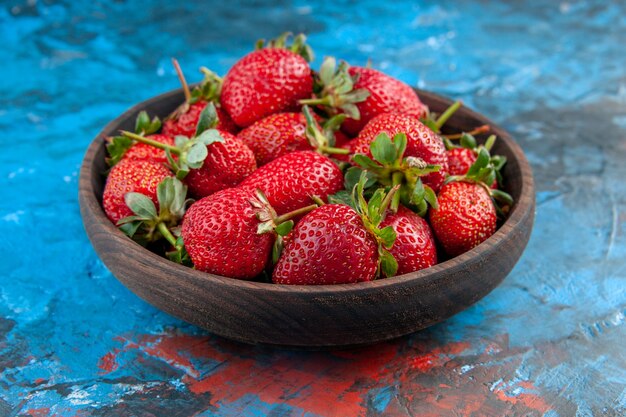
[163,100,238,137]
[182,188,274,279]
[272,204,379,285]
[445,133,502,189]
[182,187,315,279]
[341,67,428,136]
[380,205,437,275]
[122,134,175,164]
[237,112,310,166]
[102,159,172,224]
[184,130,257,198]
[239,151,343,215]
[351,113,448,192]
[429,181,497,257]
[447,148,477,177]
[221,35,314,127]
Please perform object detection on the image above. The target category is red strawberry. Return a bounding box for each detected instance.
[237,112,310,166]
[272,204,379,285]
[445,133,502,189]
[102,159,172,224]
[184,130,257,198]
[380,205,437,274]
[341,67,428,136]
[239,150,343,215]
[429,181,496,257]
[163,100,238,137]
[122,134,175,164]
[221,34,314,127]
[351,113,448,192]
[182,187,315,279]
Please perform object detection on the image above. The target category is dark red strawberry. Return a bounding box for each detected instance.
[273,174,399,284]
[351,113,448,192]
[380,205,437,275]
[341,67,428,136]
[162,59,238,137]
[103,159,172,224]
[182,187,315,279]
[122,134,175,164]
[428,181,496,257]
[239,150,343,215]
[123,104,256,199]
[221,34,314,127]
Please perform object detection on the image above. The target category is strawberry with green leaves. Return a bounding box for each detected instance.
[239,150,343,215]
[429,147,513,257]
[272,174,398,285]
[350,113,449,193]
[163,59,238,137]
[182,187,316,279]
[221,33,314,128]
[343,131,441,217]
[106,111,172,166]
[444,133,504,189]
[122,103,256,198]
[103,159,172,224]
[237,106,348,166]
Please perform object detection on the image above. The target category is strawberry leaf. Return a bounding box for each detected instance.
[118,221,144,239]
[367,188,385,226]
[370,133,396,165]
[393,133,408,161]
[275,220,294,237]
[134,111,151,134]
[186,142,209,168]
[460,133,477,149]
[379,249,398,278]
[106,135,134,167]
[125,192,157,219]
[345,167,376,192]
[328,190,356,209]
[351,154,380,170]
[377,226,396,249]
[423,184,438,210]
[194,103,218,136]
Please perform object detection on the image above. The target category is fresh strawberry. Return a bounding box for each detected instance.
[351,113,448,192]
[380,205,437,275]
[123,104,256,199]
[162,60,238,137]
[106,111,165,166]
[429,181,497,257]
[429,147,513,257]
[239,150,343,215]
[221,33,314,127]
[122,134,176,164]
[102,159,172,224]
[182,187,315,279]
[272,174,399,284]
[445,133,504,189]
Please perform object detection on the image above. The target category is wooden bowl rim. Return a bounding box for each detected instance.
[79,87,534,296]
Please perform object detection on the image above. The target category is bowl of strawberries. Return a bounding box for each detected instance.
[79,34,535,347]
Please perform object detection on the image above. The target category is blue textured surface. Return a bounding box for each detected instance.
[1,1,625,416]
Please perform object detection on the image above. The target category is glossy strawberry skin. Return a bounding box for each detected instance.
[272,204,378,285]
[162,100,238,137]
[239,151,343,215]
[341,67,428,136]
[122,134,175,164]
[380,205,437,275]
[428,181,497,257]
[182,188,273,279]
[221,48,313,128]
[184,130,257,198]
[447,148,497,189]
[237,112,310,166]
[351,113,449,191]
[103,159,172,224]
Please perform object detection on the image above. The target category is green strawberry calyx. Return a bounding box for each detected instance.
[444,133,508,189]
[122,103,225,180]
[249,189,319,264]
[299,57,370,120]
[302,105,350,156]
[106,110,162,167]
[352,171,399,278]
[445,145,514,216]
[347,132,440,217]
[168,58,224,120]
[255,32,314,63]
[117,177,192,265]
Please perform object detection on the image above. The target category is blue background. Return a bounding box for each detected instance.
[1,1,625,416]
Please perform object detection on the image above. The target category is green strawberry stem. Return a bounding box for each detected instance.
[274,204,318,224]
[320,145,350,155]
[121,131,181,155]
[299,96,332,107]
[390,171,404,212]
[310,195,326,206]
[443,124,490,140]
[434,100,462,131]
[172,58,192,102]
[157,221,179,248]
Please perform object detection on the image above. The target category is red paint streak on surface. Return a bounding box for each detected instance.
[24,408,50,417]
[98,331,554,416]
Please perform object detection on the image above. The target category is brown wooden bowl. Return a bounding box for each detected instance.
[79,88,535,348]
